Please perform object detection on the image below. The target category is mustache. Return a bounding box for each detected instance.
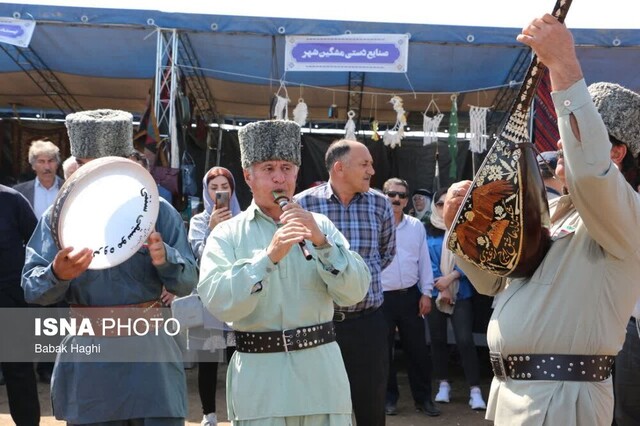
[391,201,401,206]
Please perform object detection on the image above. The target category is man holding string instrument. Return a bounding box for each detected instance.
[443,12,640,426]
[198,120,370,425]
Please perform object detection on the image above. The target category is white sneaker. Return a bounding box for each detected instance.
[435,381,450,403]
[469,387,487,410]
[201,413,218,426]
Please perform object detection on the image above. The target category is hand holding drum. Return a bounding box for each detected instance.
[147,229,166,266]
[52,247,94,281]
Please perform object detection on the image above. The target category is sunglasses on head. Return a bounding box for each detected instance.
[385,191,408,199]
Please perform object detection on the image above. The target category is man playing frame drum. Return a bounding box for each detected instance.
[22,109,198,425]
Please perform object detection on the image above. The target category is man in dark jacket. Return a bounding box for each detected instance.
[0,184,40,425]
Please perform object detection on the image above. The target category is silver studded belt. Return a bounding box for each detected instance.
[235,321,335,353]
[490,352,614,381]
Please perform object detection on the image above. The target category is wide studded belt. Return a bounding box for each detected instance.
[490,352,614,382]
[235,321,335,353]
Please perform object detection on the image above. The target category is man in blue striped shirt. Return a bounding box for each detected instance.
[296,139,396,426]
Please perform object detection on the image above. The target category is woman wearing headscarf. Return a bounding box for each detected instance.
[426,187,487,411]
[189,166,242,260]
[188,166,241,426]
[410,188,432,226]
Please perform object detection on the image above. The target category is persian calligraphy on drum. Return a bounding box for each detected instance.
[50,156,160,270]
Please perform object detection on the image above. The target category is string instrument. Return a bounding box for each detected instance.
[447,0,572,277]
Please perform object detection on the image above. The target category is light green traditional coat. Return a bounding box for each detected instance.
[198,202,370,422]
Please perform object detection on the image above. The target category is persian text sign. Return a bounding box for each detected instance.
[285,34,409,73]
[0,18,36,48]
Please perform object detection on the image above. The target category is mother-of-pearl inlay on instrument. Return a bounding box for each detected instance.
[447,0,573,278]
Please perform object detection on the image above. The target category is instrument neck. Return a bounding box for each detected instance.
[500,0,573,139]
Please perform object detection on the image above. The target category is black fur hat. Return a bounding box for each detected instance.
[238,120,301,169]
[66,109,134,159]
[588,82,640,158]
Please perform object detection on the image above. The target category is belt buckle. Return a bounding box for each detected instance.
[282,328,295,353]
[489,351,507,381]
[333,311,346,322]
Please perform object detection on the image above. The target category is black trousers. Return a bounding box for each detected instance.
[428,297,481,386]
[36,361,54,377]
[335,307,389,426]
[0,285,40,426]
[198,347,235,415]
[383,286,433,405]
[614,318,640,426]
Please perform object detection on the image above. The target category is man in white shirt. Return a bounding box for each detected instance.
[381,177,440,417]
[13,139,64,384]
[13,140,63,218]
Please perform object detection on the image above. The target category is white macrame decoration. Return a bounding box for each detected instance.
[422,98,443,145]
[272,81,290,120]
[423,113,444,146]
[292,98,308,126]
[344,110,357,140]
[272,95,289,120]
[469,105,490,153]
[383,95,406,149]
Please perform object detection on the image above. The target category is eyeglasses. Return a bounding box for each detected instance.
[385,191,408,199]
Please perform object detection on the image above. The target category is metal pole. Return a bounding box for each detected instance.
[216,121,223,166]
[204,127,212,172]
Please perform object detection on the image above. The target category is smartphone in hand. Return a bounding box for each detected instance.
[215,191,230,210]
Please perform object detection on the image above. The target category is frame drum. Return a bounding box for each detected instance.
[50,156,160,270]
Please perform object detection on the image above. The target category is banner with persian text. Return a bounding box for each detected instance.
[0,18,36,48]
[285,33,409,73]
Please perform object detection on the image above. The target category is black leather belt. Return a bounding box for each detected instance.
[235,322,335,353]
[383,284,417,294]
[490,352,614,381]
[333,306,380,322]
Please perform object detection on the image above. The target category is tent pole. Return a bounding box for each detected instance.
[204,127,212,171]
[215,122,223,166]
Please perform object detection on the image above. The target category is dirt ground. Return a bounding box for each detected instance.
[0,349,493,425]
